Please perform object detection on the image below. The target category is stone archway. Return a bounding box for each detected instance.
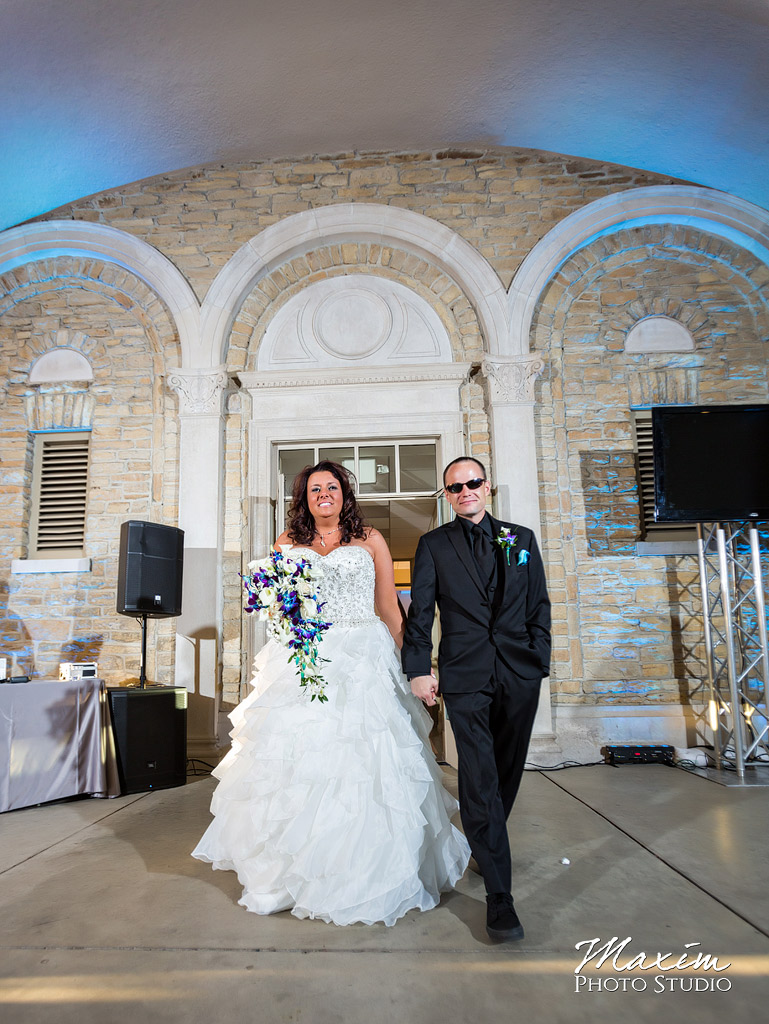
[508,184,769,351]
[200,203,510,367]
[0,220,201,362]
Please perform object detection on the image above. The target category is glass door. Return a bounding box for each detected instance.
[276,439,440,570]
[276,438,447,757]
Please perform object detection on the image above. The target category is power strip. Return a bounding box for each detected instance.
[604,744,675,766]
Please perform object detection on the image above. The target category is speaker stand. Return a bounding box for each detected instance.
[137,613,149,689]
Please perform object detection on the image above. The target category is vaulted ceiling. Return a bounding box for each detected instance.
[2,0,768,232]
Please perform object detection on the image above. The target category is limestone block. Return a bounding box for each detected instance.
[399,168,444,184]
[349,166,397,186]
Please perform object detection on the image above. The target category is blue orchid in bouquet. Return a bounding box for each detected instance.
[242,549,332,702]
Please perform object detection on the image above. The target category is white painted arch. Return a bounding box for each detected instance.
[0,209,511,371]
[0,220,201,362]
[508,185,769,350]
[5,187,768,374]
[200,203,511,367]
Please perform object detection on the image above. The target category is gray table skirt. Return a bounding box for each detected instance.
[0,678,121,813]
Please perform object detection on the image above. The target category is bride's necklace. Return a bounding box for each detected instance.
[317,526,341,549]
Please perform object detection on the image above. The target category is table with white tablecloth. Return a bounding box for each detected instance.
[0,678,120,813]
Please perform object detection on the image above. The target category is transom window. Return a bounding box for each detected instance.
[278,440,436,528]
[278,441,437,500]
[276,441,441,557]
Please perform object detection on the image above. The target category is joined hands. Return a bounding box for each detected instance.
[410,673,438,707]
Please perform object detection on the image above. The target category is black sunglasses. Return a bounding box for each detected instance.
[445,477,486,494]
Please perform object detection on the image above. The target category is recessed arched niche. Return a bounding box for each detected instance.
[29,348,94,383]
[256,275,452,370]
[625,315,695,353]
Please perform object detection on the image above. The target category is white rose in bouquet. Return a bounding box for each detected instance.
[242,549,332,701]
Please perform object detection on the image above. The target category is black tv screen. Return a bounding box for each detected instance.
[652,404,769,523]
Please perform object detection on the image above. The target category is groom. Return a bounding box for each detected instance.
[402,456,551,942]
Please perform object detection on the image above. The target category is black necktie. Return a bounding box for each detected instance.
[471,523,496,583]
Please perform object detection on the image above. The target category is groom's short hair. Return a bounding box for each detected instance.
[442,456,488,486]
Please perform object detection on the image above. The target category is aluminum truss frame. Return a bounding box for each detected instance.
[697,523,769,778]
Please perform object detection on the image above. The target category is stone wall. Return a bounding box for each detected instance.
[2,146,767,718]
[0,257,181,683]
[45,149,672,300]
[533,225,769,704]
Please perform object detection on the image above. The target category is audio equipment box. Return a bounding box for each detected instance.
[59,662,99,681]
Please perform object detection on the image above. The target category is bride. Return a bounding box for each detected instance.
[192,460,470,926]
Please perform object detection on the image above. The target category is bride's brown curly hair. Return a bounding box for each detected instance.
[286,461,369,546]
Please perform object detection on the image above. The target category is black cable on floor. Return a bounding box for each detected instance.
[525,759,605,771]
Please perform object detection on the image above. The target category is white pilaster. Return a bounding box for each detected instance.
[481,354,554,738]
[167,366,229,758]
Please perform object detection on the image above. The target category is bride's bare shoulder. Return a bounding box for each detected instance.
[360,528,390,557]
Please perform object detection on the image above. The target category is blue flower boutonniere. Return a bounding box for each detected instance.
[517,549,530,566]
[495,527,518,565]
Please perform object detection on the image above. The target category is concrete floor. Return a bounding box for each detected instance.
[0,764,767,1024]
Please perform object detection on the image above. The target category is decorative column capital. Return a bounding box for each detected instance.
[166,367,229,416]
[481,355,545,405]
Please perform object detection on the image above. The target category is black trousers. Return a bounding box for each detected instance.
[442,673,540,895]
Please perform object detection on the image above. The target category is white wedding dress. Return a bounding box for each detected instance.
[192,545,470,926]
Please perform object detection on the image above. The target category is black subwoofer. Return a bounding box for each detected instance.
[116,520,184,618]
[108,687,187,794]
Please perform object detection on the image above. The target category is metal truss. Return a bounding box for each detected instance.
[697,523,769,778]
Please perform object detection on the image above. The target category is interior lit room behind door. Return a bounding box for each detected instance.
[276,440,448,755]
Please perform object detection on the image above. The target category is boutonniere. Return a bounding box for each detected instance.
[495,527,518,565]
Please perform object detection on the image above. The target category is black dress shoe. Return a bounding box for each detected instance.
[486,893,524,942]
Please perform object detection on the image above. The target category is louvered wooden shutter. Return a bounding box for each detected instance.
[29,432,90,557]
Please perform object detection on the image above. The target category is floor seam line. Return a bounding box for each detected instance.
[0,944,530,956]
[0,795,150,877]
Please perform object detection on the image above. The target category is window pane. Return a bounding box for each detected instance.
[399,443,437,492]
[279,448,314,498]
[377,497,437,560]
[359,445,395,493]
[359,501,390,544]
[318,446,355,478]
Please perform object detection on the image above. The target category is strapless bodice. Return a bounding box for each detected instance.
[285,545,377,628]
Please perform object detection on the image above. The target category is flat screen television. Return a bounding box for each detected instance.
[652,404,769,523]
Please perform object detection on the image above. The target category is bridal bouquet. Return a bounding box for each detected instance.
[242,549,332,702]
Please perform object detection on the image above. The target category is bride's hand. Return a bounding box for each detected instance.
[410,674,438,706]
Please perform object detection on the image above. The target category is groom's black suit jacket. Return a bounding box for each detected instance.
[402,514,551,693]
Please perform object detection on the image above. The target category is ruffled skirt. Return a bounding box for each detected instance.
[192,619,470,926]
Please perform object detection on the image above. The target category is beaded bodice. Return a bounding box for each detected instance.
[287,546,377,628]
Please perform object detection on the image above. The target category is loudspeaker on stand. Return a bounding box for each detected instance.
[116,520,184,618]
